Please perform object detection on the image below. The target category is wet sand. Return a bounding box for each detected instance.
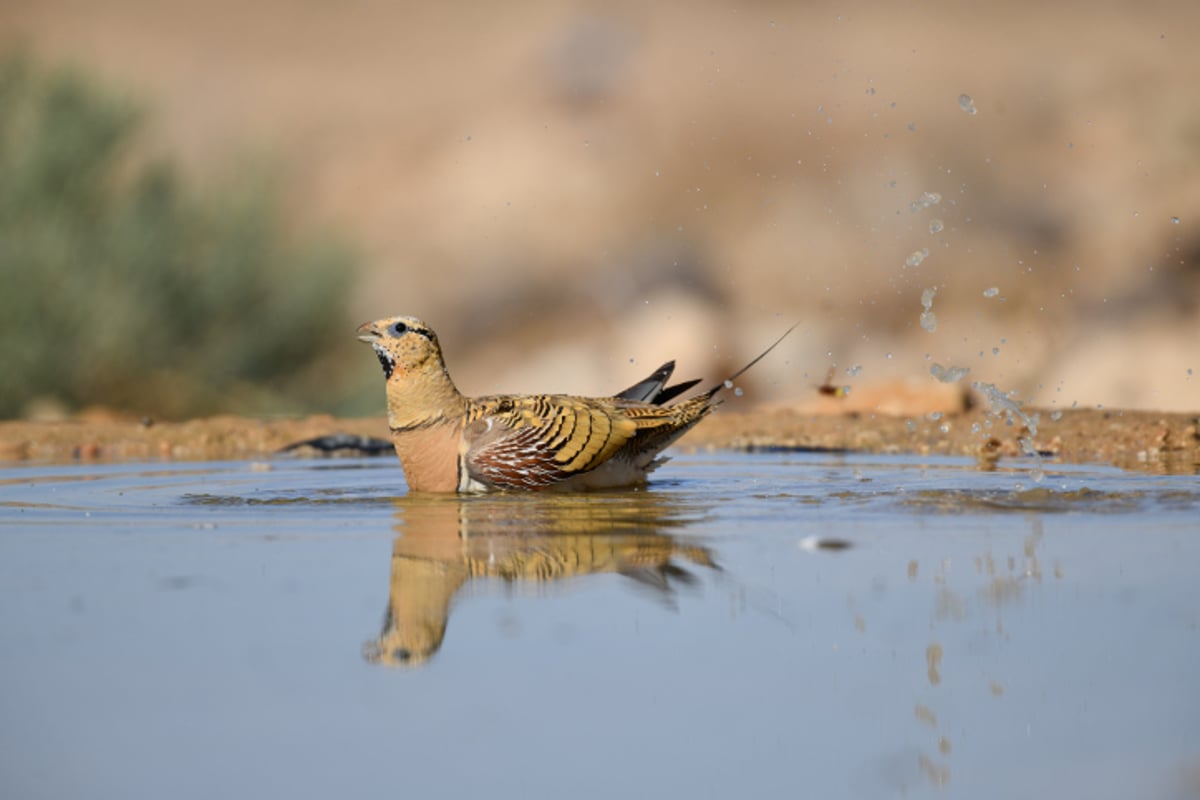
[2,405,1196,474]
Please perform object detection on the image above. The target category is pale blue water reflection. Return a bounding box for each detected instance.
[1,453,1197,800]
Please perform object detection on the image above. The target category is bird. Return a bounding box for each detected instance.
[356,315,794,492]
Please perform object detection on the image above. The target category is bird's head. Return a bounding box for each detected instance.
[356,315,445,381]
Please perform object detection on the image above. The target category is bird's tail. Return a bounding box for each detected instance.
[702,322,799,400]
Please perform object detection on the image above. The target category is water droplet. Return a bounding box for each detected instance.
[992,346,1000,355]
[906,248,929,268]
[909,191,942,212]
[939,423,950,434]
[920,311,938,332]
[920,286,937,309]
[1050,410,1063,421]
[957,93,977,115]
[928,219,944,234]
[723,379,734,389]
[846,365,863,377]
[983,287,1000,298]
[1170,216,1181,224]
[734,387,744,397]
[930,363,971,383]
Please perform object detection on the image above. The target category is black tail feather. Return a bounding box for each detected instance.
[616,361,675,402]
[616,361,703,406]
[652,377,702,405]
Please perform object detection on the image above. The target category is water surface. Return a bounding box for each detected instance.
[1,453,1198,799]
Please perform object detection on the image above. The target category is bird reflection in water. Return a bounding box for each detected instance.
[363,492,718,667]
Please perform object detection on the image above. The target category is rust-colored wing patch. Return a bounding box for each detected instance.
[463,396,639,489]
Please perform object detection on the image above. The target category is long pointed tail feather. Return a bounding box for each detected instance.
[701,321,799,400]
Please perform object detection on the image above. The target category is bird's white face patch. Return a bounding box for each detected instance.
[372,344,396,380]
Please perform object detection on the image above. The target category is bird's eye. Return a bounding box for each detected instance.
[391,321,408,336]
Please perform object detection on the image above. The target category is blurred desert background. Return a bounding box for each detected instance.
[3,0,1198,421]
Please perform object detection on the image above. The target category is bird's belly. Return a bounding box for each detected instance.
[551,457,661,491]
[460,454,670,493]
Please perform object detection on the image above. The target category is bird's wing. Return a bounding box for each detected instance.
[463,395,640,489]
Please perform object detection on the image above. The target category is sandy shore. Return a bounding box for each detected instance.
[2,406,1196,475]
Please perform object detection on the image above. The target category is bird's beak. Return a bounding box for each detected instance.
[356,321,382,344]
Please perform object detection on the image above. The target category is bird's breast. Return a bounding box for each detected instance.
[391,421,464,493]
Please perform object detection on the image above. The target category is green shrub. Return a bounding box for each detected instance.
[0,53,359,419]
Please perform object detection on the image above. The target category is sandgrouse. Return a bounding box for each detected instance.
[357,315,791,492]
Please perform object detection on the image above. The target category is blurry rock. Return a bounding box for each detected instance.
[546,15,632,106]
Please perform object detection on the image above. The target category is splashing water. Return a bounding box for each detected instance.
[931,363,971,383]
[919,287,938,332]
[972,381,1045,481]
[973,382,1032,428]
[906,248,930,268]
[910,192,942,213]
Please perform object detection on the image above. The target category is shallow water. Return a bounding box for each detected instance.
[1,453,1198,800]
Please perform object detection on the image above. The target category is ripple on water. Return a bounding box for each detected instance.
[901,485,1199,514]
